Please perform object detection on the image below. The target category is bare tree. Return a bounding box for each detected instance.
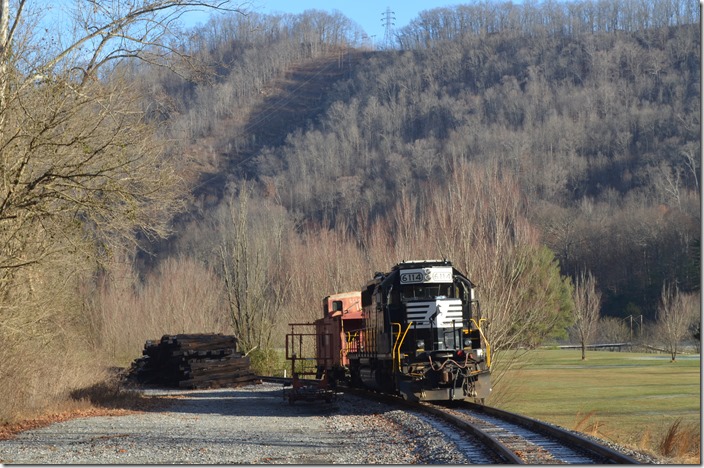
[0,0,242,421]
[410,160,575,400]
[595,316,631,344]
[218,184,292,354]
[0,0,243,275]
[572,270,601,360]
[88,254,229,360]
[0,0,253,323]
[657,282,699,361]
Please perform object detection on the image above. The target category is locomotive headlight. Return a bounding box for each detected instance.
[416,339,425,350]
[463,338,472,347]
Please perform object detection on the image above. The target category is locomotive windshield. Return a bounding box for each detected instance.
[400,283,452,301]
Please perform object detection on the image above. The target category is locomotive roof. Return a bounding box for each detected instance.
[392,259,453,270]
[323,291,361,301]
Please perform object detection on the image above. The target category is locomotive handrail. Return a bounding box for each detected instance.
[391,322,413,372]
[345,331,359,346]
[469,318,491,368]
[347,327,367,352]
[391,323,401,370]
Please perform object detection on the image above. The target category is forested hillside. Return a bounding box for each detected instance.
[150,2,699,321]
[0,0,699,422]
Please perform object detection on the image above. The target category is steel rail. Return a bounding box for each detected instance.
[461,401,641,464]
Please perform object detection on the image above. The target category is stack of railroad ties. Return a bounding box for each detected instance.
[127,333,258,389]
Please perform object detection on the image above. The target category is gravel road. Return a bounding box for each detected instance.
[0,382,476,464]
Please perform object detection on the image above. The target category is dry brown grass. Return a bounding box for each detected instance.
[0,317,109,424]
[638,428,652,453]
[0,254,226,428]
[572,411,700,464]
[658,418,701,463]
[573,411,601,436]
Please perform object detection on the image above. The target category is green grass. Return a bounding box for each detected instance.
[491,349,700,460]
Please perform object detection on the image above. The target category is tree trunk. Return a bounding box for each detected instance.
[0,0,10,132]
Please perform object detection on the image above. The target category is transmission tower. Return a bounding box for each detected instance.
[381,6,395,49]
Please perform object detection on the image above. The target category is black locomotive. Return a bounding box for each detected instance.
[344,259,491,402]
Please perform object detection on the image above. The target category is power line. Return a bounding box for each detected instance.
[191,56,343,191]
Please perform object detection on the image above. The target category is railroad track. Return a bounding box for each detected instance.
[260,377,640,464]
[340,387,641,464]
[424,400,640,464]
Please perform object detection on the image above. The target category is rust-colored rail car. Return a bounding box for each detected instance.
[314,291,364,383]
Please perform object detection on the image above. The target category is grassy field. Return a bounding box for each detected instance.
[491,349,700,462]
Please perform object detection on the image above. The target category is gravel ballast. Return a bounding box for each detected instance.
[0,382,473,464]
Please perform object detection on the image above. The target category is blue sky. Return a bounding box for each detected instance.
[183,1,459,41]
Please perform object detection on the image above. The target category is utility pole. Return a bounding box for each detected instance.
[381,6,395,49]
[625,314,643,340]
